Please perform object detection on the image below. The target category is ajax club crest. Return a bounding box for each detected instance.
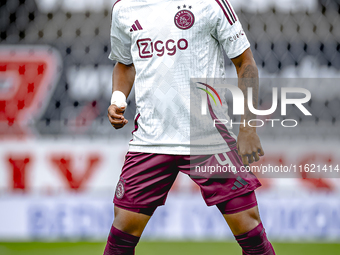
[174,5,195,30]
[115,179,125,199]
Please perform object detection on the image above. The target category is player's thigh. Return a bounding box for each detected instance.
[223,205,261,236]
[114,152,178,209]
[113,206,151,237]
[112,152,178,236]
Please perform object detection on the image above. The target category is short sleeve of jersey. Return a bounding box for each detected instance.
[109,3,133,65]
[210,0,250,59]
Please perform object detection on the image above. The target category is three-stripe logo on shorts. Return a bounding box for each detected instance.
[215,0,237,25]
[130,20,143,32]
[231,176,248,190]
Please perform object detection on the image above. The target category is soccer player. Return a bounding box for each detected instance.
[105,0,275,254]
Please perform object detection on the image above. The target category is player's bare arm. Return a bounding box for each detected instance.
[231,48,264,166]
[108,62,135,129]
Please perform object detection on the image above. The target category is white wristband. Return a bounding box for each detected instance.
[111,91,127,108]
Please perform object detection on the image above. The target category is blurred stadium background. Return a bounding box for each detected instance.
[0,0,340,254]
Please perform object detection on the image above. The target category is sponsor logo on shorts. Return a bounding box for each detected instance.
[115,180,125,199]
[231,176,248,190]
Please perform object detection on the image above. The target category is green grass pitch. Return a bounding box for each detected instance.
[1,241,340,255]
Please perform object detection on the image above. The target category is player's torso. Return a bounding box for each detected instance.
[114,0,231,154]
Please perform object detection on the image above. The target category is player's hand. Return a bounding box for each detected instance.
[108,104,128,129]
[237,128,264,166]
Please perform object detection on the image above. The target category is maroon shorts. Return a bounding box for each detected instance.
[114,150,261,215]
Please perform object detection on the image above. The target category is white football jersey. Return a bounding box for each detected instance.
[109,0,250,155]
